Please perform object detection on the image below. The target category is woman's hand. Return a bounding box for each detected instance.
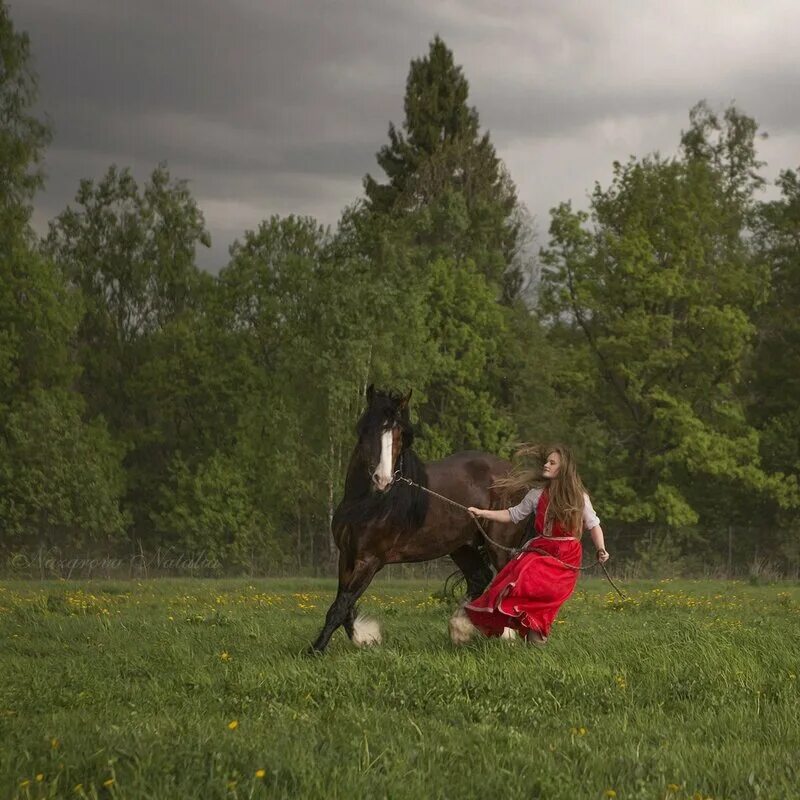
[596,548,610,564]
[467,507,512,524]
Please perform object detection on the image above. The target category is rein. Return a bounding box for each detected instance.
[392,470,627,599]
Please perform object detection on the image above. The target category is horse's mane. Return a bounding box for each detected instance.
[333,446,430,532]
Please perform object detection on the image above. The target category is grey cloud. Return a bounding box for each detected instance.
[11,0,800,273]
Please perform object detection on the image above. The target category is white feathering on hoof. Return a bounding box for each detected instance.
[500,627,519,642]
[352,614,382,647]
[449,607,479,646]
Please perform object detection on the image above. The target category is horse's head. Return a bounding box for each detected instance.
[355,384,414,492]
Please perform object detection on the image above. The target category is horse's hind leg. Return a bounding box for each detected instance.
[450,545,493,599]
[308,554,381,653]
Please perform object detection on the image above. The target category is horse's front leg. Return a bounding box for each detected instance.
[308,554,381,654]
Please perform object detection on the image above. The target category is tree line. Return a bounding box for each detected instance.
[1,5,798,577]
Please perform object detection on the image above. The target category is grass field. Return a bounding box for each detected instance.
[1,576,799,800]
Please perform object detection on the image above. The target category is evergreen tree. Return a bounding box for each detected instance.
[364,35,521,297]
[357,36,528,466]
[412,252,516,458]
[364,34,482,212]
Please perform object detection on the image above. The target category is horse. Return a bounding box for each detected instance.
[308,385,527,653]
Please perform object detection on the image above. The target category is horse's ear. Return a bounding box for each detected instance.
[400,388,412,409]
[365,383,374,404]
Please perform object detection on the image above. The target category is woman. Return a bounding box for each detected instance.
[450,444,609,646]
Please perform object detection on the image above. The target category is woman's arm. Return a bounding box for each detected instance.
[589,525,609,563]
[467,507,511,523]
[583,494,609,562]
[468,487,540,524]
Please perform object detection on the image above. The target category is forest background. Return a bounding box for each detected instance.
[2,2,799,578]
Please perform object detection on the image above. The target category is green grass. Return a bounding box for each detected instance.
[1,577,799,800]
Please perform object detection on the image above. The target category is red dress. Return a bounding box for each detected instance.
[464,489,582,640]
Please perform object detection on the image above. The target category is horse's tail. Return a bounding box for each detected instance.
[443,569,467,598]
[429,569,468,605]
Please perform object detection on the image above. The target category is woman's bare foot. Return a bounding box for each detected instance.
[525,628,547,646]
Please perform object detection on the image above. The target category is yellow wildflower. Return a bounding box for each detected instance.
[255,769,266,779]
[103,778,114,788]
[667,784,681,792]
[20,779,30,788]
[36,773,44,782]
[228,720,239,730]
[51,737,60,749]
[220,651,232,662]
[604,791,617,798]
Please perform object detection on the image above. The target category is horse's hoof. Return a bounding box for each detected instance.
[351,614,382,647]
[449,607,478,645]
[304,644,326,657]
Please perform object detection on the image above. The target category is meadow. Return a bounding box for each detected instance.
[1,576,798,800]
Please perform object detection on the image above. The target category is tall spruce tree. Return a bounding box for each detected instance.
[363,35,521,297]
[364,34,483,211]
[356,36,526,464]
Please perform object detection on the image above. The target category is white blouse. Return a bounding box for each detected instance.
[507,487,600,530]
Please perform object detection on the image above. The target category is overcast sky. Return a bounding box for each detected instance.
[12,0,800,271]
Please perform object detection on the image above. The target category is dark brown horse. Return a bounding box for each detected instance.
[309,385,526,653]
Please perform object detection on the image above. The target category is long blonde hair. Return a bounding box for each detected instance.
[493,443,587,536]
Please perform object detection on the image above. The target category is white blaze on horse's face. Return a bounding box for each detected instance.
[372,426,395,491]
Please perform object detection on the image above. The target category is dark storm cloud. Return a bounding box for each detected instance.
[12,0,800,270]
[16,0,425,266]
[18,0,413,137]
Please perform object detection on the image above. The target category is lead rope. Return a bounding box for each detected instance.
[392,472,627,599]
